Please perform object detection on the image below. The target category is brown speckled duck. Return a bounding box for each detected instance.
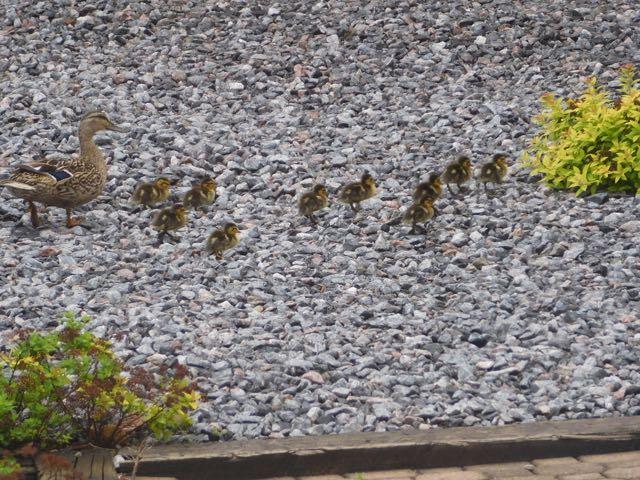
[0,111,127,228]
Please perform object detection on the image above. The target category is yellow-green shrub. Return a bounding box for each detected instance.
[521,65,640,195]
[0,313,200,475]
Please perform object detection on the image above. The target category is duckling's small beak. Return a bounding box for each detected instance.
[169,178,180,185]
[107,123,128,133]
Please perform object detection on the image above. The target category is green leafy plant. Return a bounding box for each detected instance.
[0,313,200,475]
[521,64,640,195]
[0,455,22,480]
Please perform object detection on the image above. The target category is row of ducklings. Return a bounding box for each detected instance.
[130,176,238,258]
[129,153,508,258]
[300,153,508,233]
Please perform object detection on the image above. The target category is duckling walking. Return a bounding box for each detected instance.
[298,184,329,224]
[151,203,188,244]
[413,172,442,203]
[183,177,217,211]
[206,223,240,259]
[339,172,377,212]
[403,197,436,234]
[0,111,127,228]
[442,156,472,194]
[478,154,508,192]
[131,177,174,208]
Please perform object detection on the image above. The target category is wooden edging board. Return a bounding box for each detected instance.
[118,416,640,480]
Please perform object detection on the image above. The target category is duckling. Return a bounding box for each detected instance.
[413,172,442,203]
[442,156,472,194]
[339,172,377,212]
[151,203,188,244]
[403,197,436,234]
[131,177,175,208]
[478,154,509,192]
[298,184,329,224]
[206,222,240,259]
[183,177,217,211]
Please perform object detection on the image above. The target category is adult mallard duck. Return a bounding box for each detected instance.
[0,110,127,228]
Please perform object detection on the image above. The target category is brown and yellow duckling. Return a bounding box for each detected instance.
[442,156,472,194]
[299,184,329,224]
[403,196,436,234]
[478,154,509,192]
[0,110,127,228]
[339,172,377,212]
[183,176,217,211]
[151,203,188,244]
[412,172,442,203]
[131,177,175,208]
[206,222,240,259]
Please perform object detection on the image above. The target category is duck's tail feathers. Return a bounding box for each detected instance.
[0,179,36,191]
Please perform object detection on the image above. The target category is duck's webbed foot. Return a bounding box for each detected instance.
[29,201,41,227]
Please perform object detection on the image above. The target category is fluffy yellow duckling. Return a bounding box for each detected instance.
[478,154,509,191]
[183,177,217,211]
[298,184,329,224]
[131,177,174,208]
[442,156,472,194]
[151,203,188,243]
[339,172,377,211]
[403,197,436,234]
[413,172,442,203]
[206,222,240,259]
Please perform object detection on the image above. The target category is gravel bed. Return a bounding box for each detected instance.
[1,0,640,441]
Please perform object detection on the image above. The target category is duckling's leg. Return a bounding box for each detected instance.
[446,183,454,195]
[309,213,318,225]
[28,201,40,227]
[65,208,84,228]
[155,231,167,246]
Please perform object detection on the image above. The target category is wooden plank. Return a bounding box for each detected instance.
[117,417,640,480]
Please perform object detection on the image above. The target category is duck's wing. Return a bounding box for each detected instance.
[15,161,74,183]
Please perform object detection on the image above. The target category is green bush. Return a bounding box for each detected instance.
[0,313,199,475]
[521,65,640,195]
